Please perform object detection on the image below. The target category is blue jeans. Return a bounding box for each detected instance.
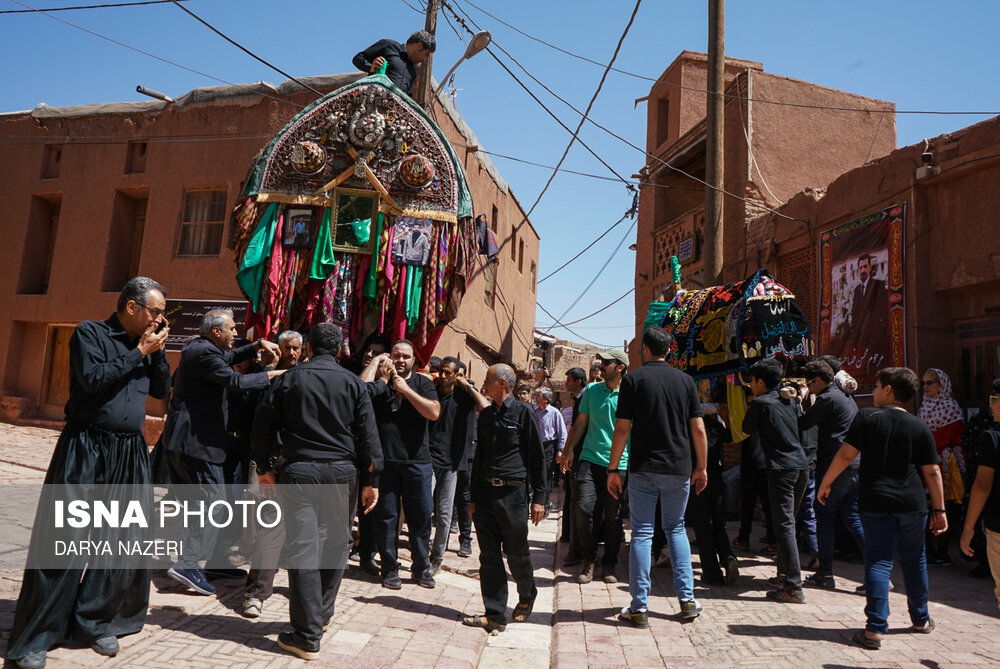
[815,467,864,575]
[860,512,930,634]
[628,471,694,611]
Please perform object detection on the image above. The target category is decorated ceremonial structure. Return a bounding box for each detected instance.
[232,72,477,362]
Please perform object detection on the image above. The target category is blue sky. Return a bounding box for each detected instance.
[2,0,998,348]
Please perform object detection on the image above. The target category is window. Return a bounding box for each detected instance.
[511,231,517,262]
[483,260,497,309]
[102,191,147,291]
[518,238,525,274]
[125,141,148,174]
[530,261,537,293]
[656,96,670,147]
[41,145,61,179]
[177,190,226,256]
[17,195,61,294]
[491,204,499,235]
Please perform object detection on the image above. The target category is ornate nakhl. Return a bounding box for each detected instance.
[258,82,458,219]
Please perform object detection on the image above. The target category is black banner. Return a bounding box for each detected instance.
[163,299,248,352]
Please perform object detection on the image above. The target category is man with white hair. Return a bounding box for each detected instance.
[533,386,567,510]
[161,309,282,595]
[463,364,547,634]
[276,330,303,370]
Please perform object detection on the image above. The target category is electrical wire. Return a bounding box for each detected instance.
[398,0,426,14]
[447,0,799,222]
[442,1,631,186]
[535,302,615,348]
[9,0,307,111]
[537,287,634,328]
[458,0,1000,118]
[168,0,322,96]
[538,194,636,284]
[523,0,642,221]
[543,218,637,335]
[0,0,187,13]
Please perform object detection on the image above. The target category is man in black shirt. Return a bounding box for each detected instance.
[361,339,440,589]
[818,366,944,650]
[428,357,489,574]
[743,358,809,604]
[161,309,282,595]
[252,324,382,661]
[7,277,170,669]
[960,378,1000,610]
[463,364,546,634]
[608,327,708,626]
[352,30,436,96]
[799,359,862,590]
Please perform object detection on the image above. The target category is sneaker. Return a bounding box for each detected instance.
[415,571,436,589]
[618,605,649,628]
[458,541,473,558]
[602,564,619,584]
[855,583,895,594]
[90,636,119,657]
[428,558,443,577]
[724,556,740,585]
[15,651,47,669]
[767,575,786,587]
[276,631,320,661]
[167,565,216,595]
[766,588,806,604]
[242,597,263,618]
[805,557,821,571]
[382,571,402,589]
[762,544,779,555]
[731,537,750,550]
[679,599,703,619]
[322,617,332,632]
[804,573,836,590]
[578,561,595,584]
[450,520,459,534]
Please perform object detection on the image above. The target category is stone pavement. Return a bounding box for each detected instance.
[1,422,1000,668]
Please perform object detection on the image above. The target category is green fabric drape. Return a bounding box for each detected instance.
[309,208,335,280]
[406,265,424,333]
[363,213,385,304]
[236,202,280,312]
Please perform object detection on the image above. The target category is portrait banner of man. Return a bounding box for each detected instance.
[819,203,905,390]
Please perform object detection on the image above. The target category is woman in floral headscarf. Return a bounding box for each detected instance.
[919,368,966,565]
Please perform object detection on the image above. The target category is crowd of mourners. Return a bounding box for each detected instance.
[6,277,1000,668]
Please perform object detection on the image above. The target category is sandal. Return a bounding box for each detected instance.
[513,593,537,622]
[910,618,935,634]
[852,630,881,650]
[462,614,506,634]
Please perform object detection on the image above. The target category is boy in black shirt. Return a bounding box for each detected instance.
[961,377,1000,611]
[818,367,945,649]
[742,358,809,604]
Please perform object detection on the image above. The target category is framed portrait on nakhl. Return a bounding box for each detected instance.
[283,207,316,249]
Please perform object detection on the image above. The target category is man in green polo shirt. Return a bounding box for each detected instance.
[559,349,630,584]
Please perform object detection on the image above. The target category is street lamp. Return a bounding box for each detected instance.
[432,30,492,100]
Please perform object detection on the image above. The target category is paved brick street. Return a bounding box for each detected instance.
[0,422,998,668]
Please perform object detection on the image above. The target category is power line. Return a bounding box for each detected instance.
[535,302,615,348]
[523,0,642,221]
[538,287,635,328]
[168,0,323,96]
[398,0,426,13]
[0,0,187,13]
[543,217,637,335]
[459,0,1000,118]
[538,194,636,284]
[11,0,306,111]
[441,1,631,186]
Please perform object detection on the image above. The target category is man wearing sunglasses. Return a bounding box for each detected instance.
[7,277,171,669]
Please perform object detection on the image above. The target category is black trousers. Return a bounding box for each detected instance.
[453,467,473,544]
[686,468,735,580]
[8,422,151,660]
[767,469,808,591]
[355,485,377,563]
[473,484,537,625]
[280,461,355,647]
[739,467,775,542]
[574,460,625,566]
[163,449,228,566]
[244,492,285,601]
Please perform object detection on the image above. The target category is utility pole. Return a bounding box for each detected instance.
[704,0,725,285]
[413,0,439,108]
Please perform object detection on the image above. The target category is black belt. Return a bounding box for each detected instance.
[484,477,524,487]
